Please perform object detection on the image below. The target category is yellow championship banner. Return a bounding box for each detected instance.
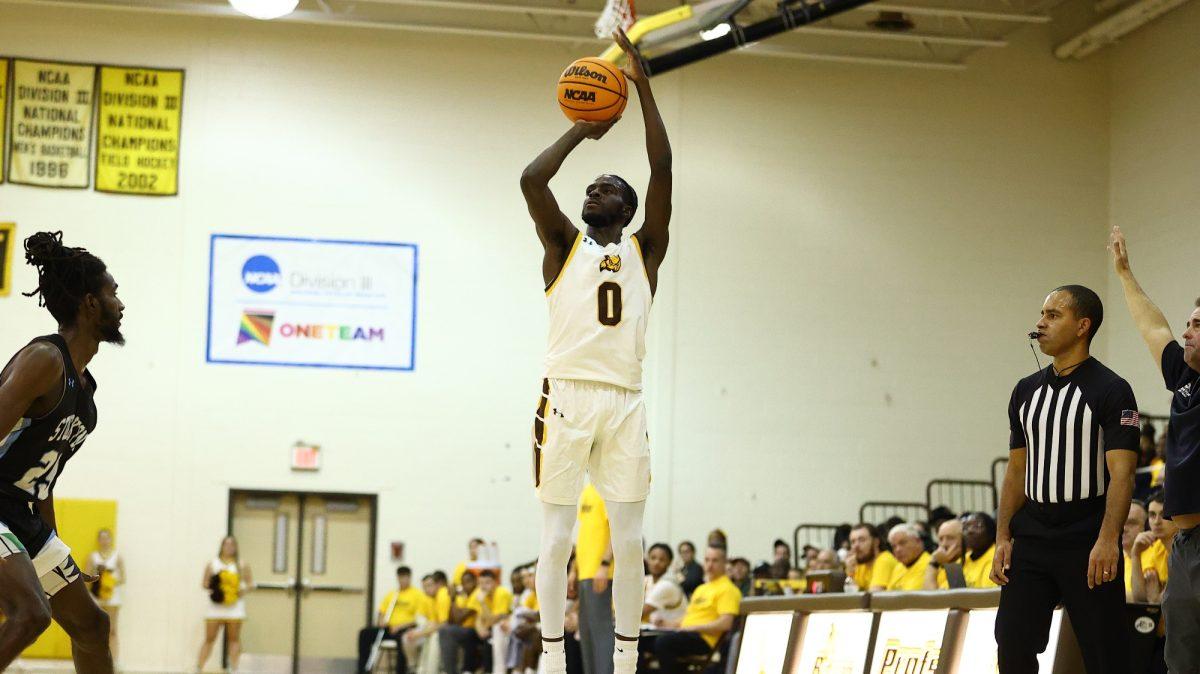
[7,59,96,189]
[0,223,15,297]
[95,66,183,196]
[1,58,9,184]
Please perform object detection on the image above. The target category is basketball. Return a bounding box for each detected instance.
[557,57,627,122]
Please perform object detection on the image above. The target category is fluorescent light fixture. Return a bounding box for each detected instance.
[229,0,299,19]
[701,22,732,40]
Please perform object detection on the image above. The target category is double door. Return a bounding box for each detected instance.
[229,490,377,673]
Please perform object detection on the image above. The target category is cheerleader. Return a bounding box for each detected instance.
[85,528,125,662]
[197,536,253,673]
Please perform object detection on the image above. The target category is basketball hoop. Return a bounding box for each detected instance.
[594,0,637,38]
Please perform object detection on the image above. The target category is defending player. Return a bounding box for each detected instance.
[0,232,121,672]
[519,29,671,674]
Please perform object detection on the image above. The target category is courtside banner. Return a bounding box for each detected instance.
[95,66,184,196]
[206,234,418,371]
[0,224,14,297]
[7,59,97,189]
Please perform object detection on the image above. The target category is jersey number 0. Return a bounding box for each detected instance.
[598,282,622,326]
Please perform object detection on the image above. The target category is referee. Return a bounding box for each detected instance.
[992,284,1139,674]
[1110,226,1200,672]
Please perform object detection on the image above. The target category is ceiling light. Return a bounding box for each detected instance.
[229,0,299,20]
[701,23,732,40]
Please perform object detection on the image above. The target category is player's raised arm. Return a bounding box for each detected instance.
[1109,225,1174,370]
[521,119,619,284]
[615,28,672,279]
[523,121,619,249]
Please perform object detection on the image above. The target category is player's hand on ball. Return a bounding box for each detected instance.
[1087,538,1119,588]
[613,28,646,84]
[575,117,620,140]
[991,537,1013,585]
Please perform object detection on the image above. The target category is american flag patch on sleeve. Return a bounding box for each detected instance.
[1121,410,1140,426]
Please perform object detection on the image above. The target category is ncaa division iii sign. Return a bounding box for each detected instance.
[206,234,418,371]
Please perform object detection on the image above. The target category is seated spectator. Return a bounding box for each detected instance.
[1131,491,1177,603]
[707,528,728,550]
[453,538,486,588]
[1123,500,1149,602]
[728,557,752,597]
[959,513,998,588]
[508,566,541,674]
[923,519,962,590]
[471,570,513,674]
[833,525,852,558]
[643,543,686,625]
[675,541,703,597]
[651,546,741,674]
[801,545,820,569]
[845,523,898,592]
[883,524,931,591]
[411,571,451,674]
[809,549,837,571]
[804,549,840,594]
[770,539,791,579]
[358,566,424,674]
[399,574,440,669]
[439,572,482,674]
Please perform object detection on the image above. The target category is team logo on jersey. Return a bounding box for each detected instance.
[242,255,282,293]
[599,255,621,273]
[237,310,275,346]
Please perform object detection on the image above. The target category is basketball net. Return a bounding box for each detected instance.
[594,0,637,38]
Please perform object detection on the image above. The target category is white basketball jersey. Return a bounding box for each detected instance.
[543,232,652,391]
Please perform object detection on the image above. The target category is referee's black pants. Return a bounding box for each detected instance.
[996,538,1129,674]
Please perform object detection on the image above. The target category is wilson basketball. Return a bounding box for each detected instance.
[557,57,627,122]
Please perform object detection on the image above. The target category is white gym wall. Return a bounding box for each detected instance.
[0,1,1193,668]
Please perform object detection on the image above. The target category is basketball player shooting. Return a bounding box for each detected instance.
[520,29,671,674]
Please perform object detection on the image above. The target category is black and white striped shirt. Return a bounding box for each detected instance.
[1008,358,1140,505]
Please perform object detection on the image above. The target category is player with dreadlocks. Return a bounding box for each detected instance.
[0,231,121,671]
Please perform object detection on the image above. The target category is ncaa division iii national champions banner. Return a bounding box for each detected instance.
[206,234,418,371]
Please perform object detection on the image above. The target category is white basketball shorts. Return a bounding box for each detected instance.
[532,378,651,505]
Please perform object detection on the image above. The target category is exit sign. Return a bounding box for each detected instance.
[291,443,320,471]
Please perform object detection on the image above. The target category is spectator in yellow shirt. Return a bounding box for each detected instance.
[453,538,486,589]
[576,484,615,674]
[651,546,742,674]
[845,523,898,591]
[923,519,963,590]
[405,571,452,670]
[439,572,483,674]
[960,513,998,589]
[1122,500,1149,601]
[1131,491,1177,603]
[357,566,424,674]
[885,524,932,591]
